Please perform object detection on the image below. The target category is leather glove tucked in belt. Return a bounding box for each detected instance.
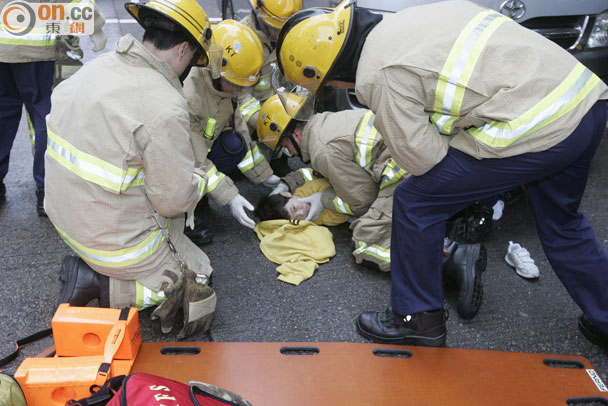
[298,192,324,222]
[151,268,216,339]
[228,194,255,229]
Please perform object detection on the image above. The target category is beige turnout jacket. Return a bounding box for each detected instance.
[0,0,105,63]
[184,67,273,206]
[284,109,406,217]
[356,0,608,176]
[45,35,210,289]
[281,109,407,271]
[239,11,277,131]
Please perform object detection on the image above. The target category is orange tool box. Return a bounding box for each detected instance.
[52,303,141,359]
[14,305,141,406]
[14,356,134,406]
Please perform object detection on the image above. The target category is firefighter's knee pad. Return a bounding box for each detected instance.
[219,130,245,155]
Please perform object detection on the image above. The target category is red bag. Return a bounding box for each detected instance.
[106,373,249,406]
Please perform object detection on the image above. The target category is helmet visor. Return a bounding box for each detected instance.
[271,69,315,121]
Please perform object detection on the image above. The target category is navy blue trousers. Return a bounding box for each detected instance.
[208,130,247,175]
[391,101,608,332]
[0,61,54,189]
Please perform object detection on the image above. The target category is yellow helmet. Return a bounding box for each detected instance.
[276,0,354,92]
[249,0,303,31]
[257,94,304,151]
[213,20,265,88]
[125,0,212,66]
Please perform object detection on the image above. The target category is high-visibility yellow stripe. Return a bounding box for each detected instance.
[46,126,145,193]
[238,144,265,173]
[355,111,378,168]
[240,97,261,122]
[0,27,57,46]
[298,167,315,182]
[135,282,166,310]
[380,159,407,190]
[193,172,205,198]
[333,196,353,215]
[432,10,509,135]
[205,165,225,193]
[53,223,165,268]
[355,241,390,262]
[468,64,599,147]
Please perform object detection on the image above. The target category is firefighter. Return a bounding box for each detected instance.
[238,0,303,125]
[258,95,487,320]
[238,0,303,177]
[183,19,278,230]
[0,0,105,216]
[274,0,608,347]
[46,0,217,339]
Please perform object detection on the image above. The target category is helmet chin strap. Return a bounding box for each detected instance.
[179,50,202,85]
[286,132,302,158]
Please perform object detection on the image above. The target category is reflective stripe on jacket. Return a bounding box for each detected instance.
[45,34,206,282]
[356,0,608,176]
[300,109,407,217]
[0,0,105,62]
[184,67,273,205]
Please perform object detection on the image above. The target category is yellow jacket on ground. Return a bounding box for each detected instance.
[254,220,335,285]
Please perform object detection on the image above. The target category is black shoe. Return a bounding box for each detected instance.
[356,308,447,347]
[56,255,110,308]
[503,187,524,207]
[0,181,5,202]
[184,215,213,246]
[579,315,608,349]
[448,203,493,243]
[444,240,486,320]
[36,187,47,217]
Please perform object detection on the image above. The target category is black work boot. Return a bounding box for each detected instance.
[443,239,486,320]
[184,214,213,246]
[356,307,447,347]
[56,255,110,308]
[579,315,608,349]
[36,187,47,217]
[448,203,493,243]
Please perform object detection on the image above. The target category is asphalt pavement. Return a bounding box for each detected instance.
[1,0,607,399]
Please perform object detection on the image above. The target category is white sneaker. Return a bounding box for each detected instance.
[505,241,540,279]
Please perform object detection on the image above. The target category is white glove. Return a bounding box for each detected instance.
[262,174,281,188]
[269,182,289,196]
[89,30,107,52]
[228,194,255,229]
[297,192,323,222]
[186,208,195,230]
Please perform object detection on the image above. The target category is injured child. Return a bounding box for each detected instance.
[255,178,349,227]
[255,177,487,320]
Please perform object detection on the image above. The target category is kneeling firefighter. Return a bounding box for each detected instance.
[46,0,217,338]
[258,95,487,320]
[183,19,280,230]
